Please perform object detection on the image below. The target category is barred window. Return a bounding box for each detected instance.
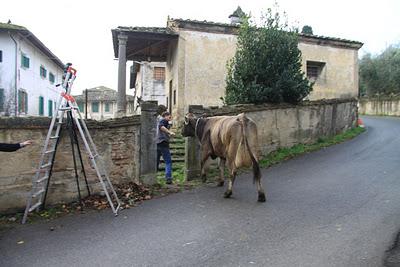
[153,67,165,81]
[306,61,325,80]
[18,90,28,113]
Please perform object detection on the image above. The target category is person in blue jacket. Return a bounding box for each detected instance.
[156,112,175,184]
[0,140,32,152]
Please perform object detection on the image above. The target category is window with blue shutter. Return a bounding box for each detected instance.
[105,102,111,113]
[21,54,30,68]
[0,88,4,112]
[92,102,99,113]
[40,66,47,78]
[48,100,53,117]
[49,72,55,83]
[78,102,84,111]
[0,50,3,63]
[39,96,44,115]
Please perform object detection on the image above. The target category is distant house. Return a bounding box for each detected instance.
[0,22,64,117]
[112,8,363,121]
[74,86,135,120]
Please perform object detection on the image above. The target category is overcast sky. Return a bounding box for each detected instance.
[2,0,400,95]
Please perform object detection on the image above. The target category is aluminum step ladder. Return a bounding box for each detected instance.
[22,64,121,224]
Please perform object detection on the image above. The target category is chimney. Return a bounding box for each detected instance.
[229,6,245,25]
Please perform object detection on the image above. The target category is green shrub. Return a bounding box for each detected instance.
[225,8,313,105]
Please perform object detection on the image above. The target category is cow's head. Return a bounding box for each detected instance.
[181,113,197,137]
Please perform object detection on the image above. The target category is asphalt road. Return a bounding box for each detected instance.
[2,116,400,267]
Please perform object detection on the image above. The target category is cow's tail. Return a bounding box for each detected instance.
[238,114,261,184]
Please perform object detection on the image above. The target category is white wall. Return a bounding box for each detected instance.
[135,62,166,110]
[17,34,63,116]
[0,33,17,115]
[0,32,63,117]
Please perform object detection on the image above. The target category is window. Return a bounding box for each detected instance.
[18,90,28,113]
[173,90,176,105]
[21,54,30,68]
[39,96,44,115]
[49,72,55,83]
[92,102,99,113]
[40,66,47,78]
[0,50,2,63]
[0,88,4,112]
[104,102,112,113]
[153,67,165,81]
[78,102,84,111]
[306,61,325,81]
[48,100,53,117]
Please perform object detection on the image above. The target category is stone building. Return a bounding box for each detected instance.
[74,86,135,120]
[111,8,363,121]
[0,22,64,117]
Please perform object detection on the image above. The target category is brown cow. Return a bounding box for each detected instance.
[182,113,266,202]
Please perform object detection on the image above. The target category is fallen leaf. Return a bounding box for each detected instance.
[17,240,24,245]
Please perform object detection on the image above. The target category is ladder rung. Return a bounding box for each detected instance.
[29,201,42,212]
[32,189,45,198]
[40,163,52,169]
[36,176,49,183]
[92,154,99,159]
[59,107,72,111]
[50,136,59,139]
[45,150,55,154]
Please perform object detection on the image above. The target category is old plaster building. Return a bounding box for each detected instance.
[131,61,166,111]
[74,86,135,120]
[111,9,363,121]
[0,22,64,117]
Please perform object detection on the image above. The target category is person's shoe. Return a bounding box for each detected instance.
[166,179,173,185]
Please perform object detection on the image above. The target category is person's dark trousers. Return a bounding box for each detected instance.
[157,141,172,181]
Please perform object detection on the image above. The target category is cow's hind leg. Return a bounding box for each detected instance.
[218,158,226,187]
[253,161,266,202]
[224,169,236,198]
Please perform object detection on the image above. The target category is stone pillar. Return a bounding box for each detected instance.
[140,101,158,184]
[184,105,204,181]
[117,33,128,117]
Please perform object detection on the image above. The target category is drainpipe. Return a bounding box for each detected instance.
[8,32,18,116]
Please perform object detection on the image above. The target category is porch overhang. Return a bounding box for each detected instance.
[111,27,178,62]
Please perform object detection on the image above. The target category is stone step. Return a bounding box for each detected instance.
[160,157,185,163]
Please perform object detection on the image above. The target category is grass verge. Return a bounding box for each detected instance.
[259,126,366,168]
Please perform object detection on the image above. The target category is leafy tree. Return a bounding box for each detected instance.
[359,44,400,96]
[225,8,312,105]
[301,25,313,35]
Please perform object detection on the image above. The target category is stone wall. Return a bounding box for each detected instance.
[0,116,141,213]
[359,97,400,116]
[185,98,357,180]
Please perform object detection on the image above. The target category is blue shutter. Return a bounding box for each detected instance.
[48,100,53,117]
[0,88,4,112]
[39,96,44,115]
